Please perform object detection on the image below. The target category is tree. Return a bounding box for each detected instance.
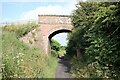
[50,39,61,52]
[67,1,120,78]
[67,2,98,58]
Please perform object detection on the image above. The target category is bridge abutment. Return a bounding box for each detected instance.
[20,15,73,54]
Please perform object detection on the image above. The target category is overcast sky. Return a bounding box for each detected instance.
[1,0,81,46]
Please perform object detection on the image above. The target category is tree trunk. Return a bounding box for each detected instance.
[76,48,82,59]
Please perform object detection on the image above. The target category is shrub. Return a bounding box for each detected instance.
[50,49,58,57]
[2,22,57,78]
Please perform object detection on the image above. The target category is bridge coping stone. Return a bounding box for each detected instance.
[38,15,71,17]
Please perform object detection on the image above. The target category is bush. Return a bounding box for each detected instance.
[50,49,58,57]
[2,23,57,78]
[67,2,120,79]
[3,21,38,37]
[70,57,112,78]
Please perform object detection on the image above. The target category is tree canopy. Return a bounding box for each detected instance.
[51,39,61,52]
[66,2,120,79]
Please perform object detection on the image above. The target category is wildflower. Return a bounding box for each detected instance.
[19,53,22,55]
[79,69,84,74]
[17,60,20,64]
[16,56,19,58]
[87,64,92,69]
[21,59,23,62]
[19,53,24,56]
[14,74,18,77]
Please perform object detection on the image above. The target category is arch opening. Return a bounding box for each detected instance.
[47,29,72,54]
[48,29,71,40]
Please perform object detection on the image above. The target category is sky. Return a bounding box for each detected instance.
[1,0,78,22]
[0,0,80,46]
[1,0,117,46]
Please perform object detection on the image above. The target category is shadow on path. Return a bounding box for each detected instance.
[55,58,73,78]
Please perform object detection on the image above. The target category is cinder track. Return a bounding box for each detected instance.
[55,58,73,78]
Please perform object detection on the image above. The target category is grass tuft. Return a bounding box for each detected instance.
[1,22,58,78]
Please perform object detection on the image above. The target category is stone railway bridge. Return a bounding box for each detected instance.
[20,15,73,54]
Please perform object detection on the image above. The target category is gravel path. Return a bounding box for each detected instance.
[55,58,73,78]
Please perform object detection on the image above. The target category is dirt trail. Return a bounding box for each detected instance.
[55,58,73,78]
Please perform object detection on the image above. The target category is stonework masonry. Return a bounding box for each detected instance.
[20,15,73,54]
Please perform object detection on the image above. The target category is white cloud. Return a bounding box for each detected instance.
[19,0,77,46]
[20,5,62,20]
[19,0,77,20]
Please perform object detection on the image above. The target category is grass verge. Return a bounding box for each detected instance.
[1,23,58,78]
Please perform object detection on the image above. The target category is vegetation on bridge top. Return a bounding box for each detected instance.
[3,21,38,37]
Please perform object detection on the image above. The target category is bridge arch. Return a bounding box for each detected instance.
[20,15,74,54]
[47,28,72,53]
[38,15,74,54]
[48,29,72,40]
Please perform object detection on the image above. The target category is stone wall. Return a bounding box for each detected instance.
[20,15,73,54]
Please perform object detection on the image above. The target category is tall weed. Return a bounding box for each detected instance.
[2,22,57,78]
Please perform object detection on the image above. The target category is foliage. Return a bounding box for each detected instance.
[3,21,38,37]
[50,39,61,52]
[50,39,66,58]
[70,58,111,78]
[51,49,58,57]
[50,39,61,57]
[57,48,66,58]
[1,23,57,78]
[67,2,99,57]
[0,27,2,79]
[67,2,120,79]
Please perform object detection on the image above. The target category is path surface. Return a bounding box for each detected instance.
[55,58,73,78]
